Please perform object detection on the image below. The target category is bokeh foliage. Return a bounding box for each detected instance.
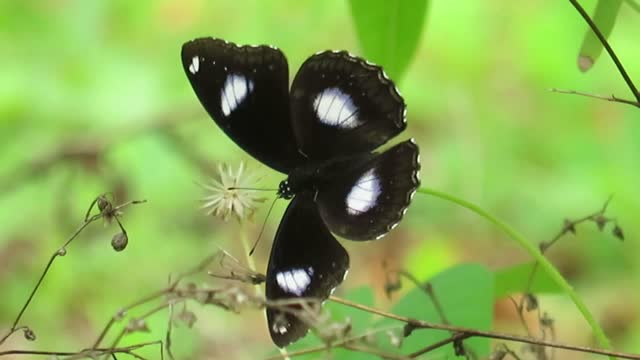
[1,0,639,359]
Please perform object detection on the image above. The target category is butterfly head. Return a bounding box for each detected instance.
[277,180,295,200]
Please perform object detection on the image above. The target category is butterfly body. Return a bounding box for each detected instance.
[181,37,420,347]
[278,152,373,200]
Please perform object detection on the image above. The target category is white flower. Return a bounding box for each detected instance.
[200,162,268,222]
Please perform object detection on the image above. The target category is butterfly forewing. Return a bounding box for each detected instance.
[265,193,349,347]
[182,38,420,348]
[181,38,303,173]
[317,139,420,240]
[289,51,406,160]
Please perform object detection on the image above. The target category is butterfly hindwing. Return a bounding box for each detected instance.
[182,38,419,348]
[181,38,303,173]
[317,139,420,240]
[289,51,406,160]
[265,193,350,347]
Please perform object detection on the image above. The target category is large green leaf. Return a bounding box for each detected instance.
[494,262,563,299]
[577,0,623,72]
[625,0,640,12]
[376,264,494,358]
[348,0,429,81]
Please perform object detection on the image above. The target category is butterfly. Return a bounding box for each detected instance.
[181,37,420,347]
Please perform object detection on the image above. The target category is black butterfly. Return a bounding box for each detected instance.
[181,38,420,347]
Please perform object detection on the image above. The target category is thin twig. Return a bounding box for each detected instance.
[328,296,640,360]
[550,88,640,108]
[165,288,176,360]
[100,301,179,360]
[342,343,411,360]
[385,269,475,358]
[407,333,471,358]
[508,296,533,338]
[493,343,524,360]
[507,196,618,353]
[263,325,406,360]
[91,253,217,349]
[0,196,146,347]
[0,340,163,358]
[568,0,640,103]
[389,270,450,324]
[521,196,615,307]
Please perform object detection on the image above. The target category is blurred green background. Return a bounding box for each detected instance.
[1,0,639,359]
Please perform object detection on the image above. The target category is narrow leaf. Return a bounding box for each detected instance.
[578,0,623,72]
[349,0,429,81]
[625,0,640,12]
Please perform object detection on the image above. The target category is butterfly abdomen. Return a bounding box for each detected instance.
[281,153,374,198]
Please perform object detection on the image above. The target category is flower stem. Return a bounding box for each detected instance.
[239,226,262,296]
[239,224,291,359]
[417,187,614,359]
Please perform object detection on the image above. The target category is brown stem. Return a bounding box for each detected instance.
[91,253,217,349]
[329,296,640,360]
[519,195,614,316]
[263,325,406,360]
[568,0,640,103]
[0,340,162,358]
[342,343,411,360]
[550,88,640,108]
[389,269,475,358]
[407,333,471,358]
[0,197,145,347]
[91,288,171,349]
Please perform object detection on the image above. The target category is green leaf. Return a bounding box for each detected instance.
[625,0,640,13]
[376,264,494,358]
[494,262,564,299]
[348,0,429,81]
[577,0,623,72]
[270,287,375,360]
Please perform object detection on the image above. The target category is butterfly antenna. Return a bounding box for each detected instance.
[249,197,279,256]
[228,186,278,191]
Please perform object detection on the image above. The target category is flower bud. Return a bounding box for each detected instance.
[97,195,112,213]
[613,224,624,241]
[594,215,607,231]
[524,293,539,311]
[23,327,36,341]
[563,219,576,234]
[111,232,128,252]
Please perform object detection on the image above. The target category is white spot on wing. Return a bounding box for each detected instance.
[313,87,360,128]
[346,169,381,215]
[273,322,288,334]
[276,268,313,296]
[188,56,200,74]
[221,74,254,116]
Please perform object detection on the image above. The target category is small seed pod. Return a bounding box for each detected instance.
[563,219,576,234]
[524,293,539,312]
[613,224,624,241]
[594,214,607,231]
[177,309,198,328]
[111,232,128,252]
[23,327,36,341]
[97,195,112,213]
